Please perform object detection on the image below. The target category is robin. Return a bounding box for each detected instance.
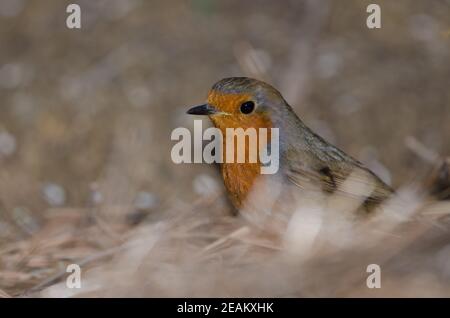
[187,77,394,218]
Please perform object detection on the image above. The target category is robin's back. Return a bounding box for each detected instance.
[278,103,394,214]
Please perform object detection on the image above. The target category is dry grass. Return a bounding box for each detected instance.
[2,161,448,297]
[35,191,449,297]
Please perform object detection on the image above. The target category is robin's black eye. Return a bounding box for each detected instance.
[240,101,255,114]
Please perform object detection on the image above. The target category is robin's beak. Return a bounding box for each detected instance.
[187,104,218,116]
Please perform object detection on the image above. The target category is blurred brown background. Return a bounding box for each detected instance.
[0,0,449,294]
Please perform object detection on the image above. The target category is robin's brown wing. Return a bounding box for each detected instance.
[285,160,394,207]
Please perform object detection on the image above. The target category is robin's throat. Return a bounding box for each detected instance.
[217,122,273,209]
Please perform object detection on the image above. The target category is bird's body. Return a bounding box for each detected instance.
[188,77,393,219]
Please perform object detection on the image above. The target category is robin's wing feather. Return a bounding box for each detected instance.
[285,161,393,205]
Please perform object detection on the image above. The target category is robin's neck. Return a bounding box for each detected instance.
[215,123,273,209]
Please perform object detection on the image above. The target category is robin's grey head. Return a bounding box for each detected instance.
[186,77,305,158]
[187,77,287,120]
